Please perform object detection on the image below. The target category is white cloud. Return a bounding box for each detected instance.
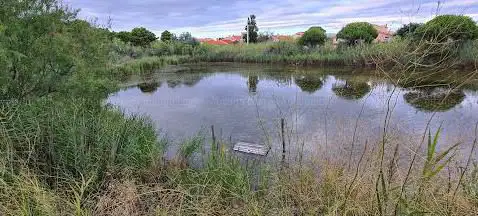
[66,0,478,38]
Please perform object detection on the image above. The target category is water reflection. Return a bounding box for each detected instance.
[247,76,259,94]
[109,64,478,159]
[404,87,465,112]
[182,74,204,87]
[137,82,161,93]
[332,80,371,100]
[294,75,324,93]
[167,79,182,88]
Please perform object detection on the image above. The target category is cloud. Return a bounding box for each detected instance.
[65,0,478,38]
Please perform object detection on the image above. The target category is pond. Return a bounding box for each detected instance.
[107,63,478,159]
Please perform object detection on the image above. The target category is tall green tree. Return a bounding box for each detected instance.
[298,26,327,47]
[116,31,132,43]
[177,32,199,46]
[130,27,157,47]
[395,23,423,38]
[243,15,259,43]
[0,0,111,99]
[337,22,378,45]
[415,15,478,42]
[161,30,173,42]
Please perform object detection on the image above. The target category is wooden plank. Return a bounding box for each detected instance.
[233,142,270,156]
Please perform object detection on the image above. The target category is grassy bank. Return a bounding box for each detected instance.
[111,38,478,70]
[2,125,478,215]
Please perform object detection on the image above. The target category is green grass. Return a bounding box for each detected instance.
[113,38,477,71]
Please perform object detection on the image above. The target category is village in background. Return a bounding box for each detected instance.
[198,24,393,45]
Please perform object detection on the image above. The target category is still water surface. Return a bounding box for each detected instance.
[107,64,478,158]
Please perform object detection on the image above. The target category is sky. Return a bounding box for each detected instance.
[65,0,478,38]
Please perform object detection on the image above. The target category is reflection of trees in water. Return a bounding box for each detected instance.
[167,80,182,88]
[182,74,204,87]
[137,82,161,93]
[404,87,465,112]
[247,76,259,94]
[332,81,371,100]
[240,72,292,88]
[261,72,293,87]
[294,75,324,93]
[166,74,206,88]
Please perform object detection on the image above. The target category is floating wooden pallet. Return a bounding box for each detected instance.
[233,142,270,156]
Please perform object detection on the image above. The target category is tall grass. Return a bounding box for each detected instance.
[3,98,478,215]
[0,97,165,214]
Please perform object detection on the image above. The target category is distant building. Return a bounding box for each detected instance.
[223,35,242,42]
[293,32,304,39]
[198,38,214,43]
[197,35,242,45]
[373,24,393,43]
[272,35,294,42]
[203,40,229,45]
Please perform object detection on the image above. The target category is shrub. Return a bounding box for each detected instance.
[130,27,157,47]
[161,30,173,42]
[415,15,478,42]
[395,23,423,38]
[115,31,132,44]
[298,26,327,47]
[264,41,301,56]
[257,31,274,43]
[0,1,111,100]
[337,22,378,45]
[177,32,200,47]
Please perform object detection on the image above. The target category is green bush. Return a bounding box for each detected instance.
[415,15,478,42]
[395,23,423,38]
[115,31,132,44]
[0,0,111,100]
[161,30,173,42]
[265,41,301,56]
[337,22,378,45]
[298,26,327,47]
[130,27,157,47]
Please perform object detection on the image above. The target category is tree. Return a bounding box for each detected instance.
[415,15,478,42]
[243,15,259,43]
[130,27,157,47]
[177,32,199,46]
[161,30,173,42]
[395,23,423,38]
[116,31,132,43]
[297,26,327,47]
[0,0,112,99]
[257,31,274,43]
[337,22,378,45]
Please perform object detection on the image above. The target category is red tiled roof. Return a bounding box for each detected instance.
[223,35,242,42]
[231,36,242,41]
[204,40,229,45]
[198,38,214,42]
[220,39,234,44]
